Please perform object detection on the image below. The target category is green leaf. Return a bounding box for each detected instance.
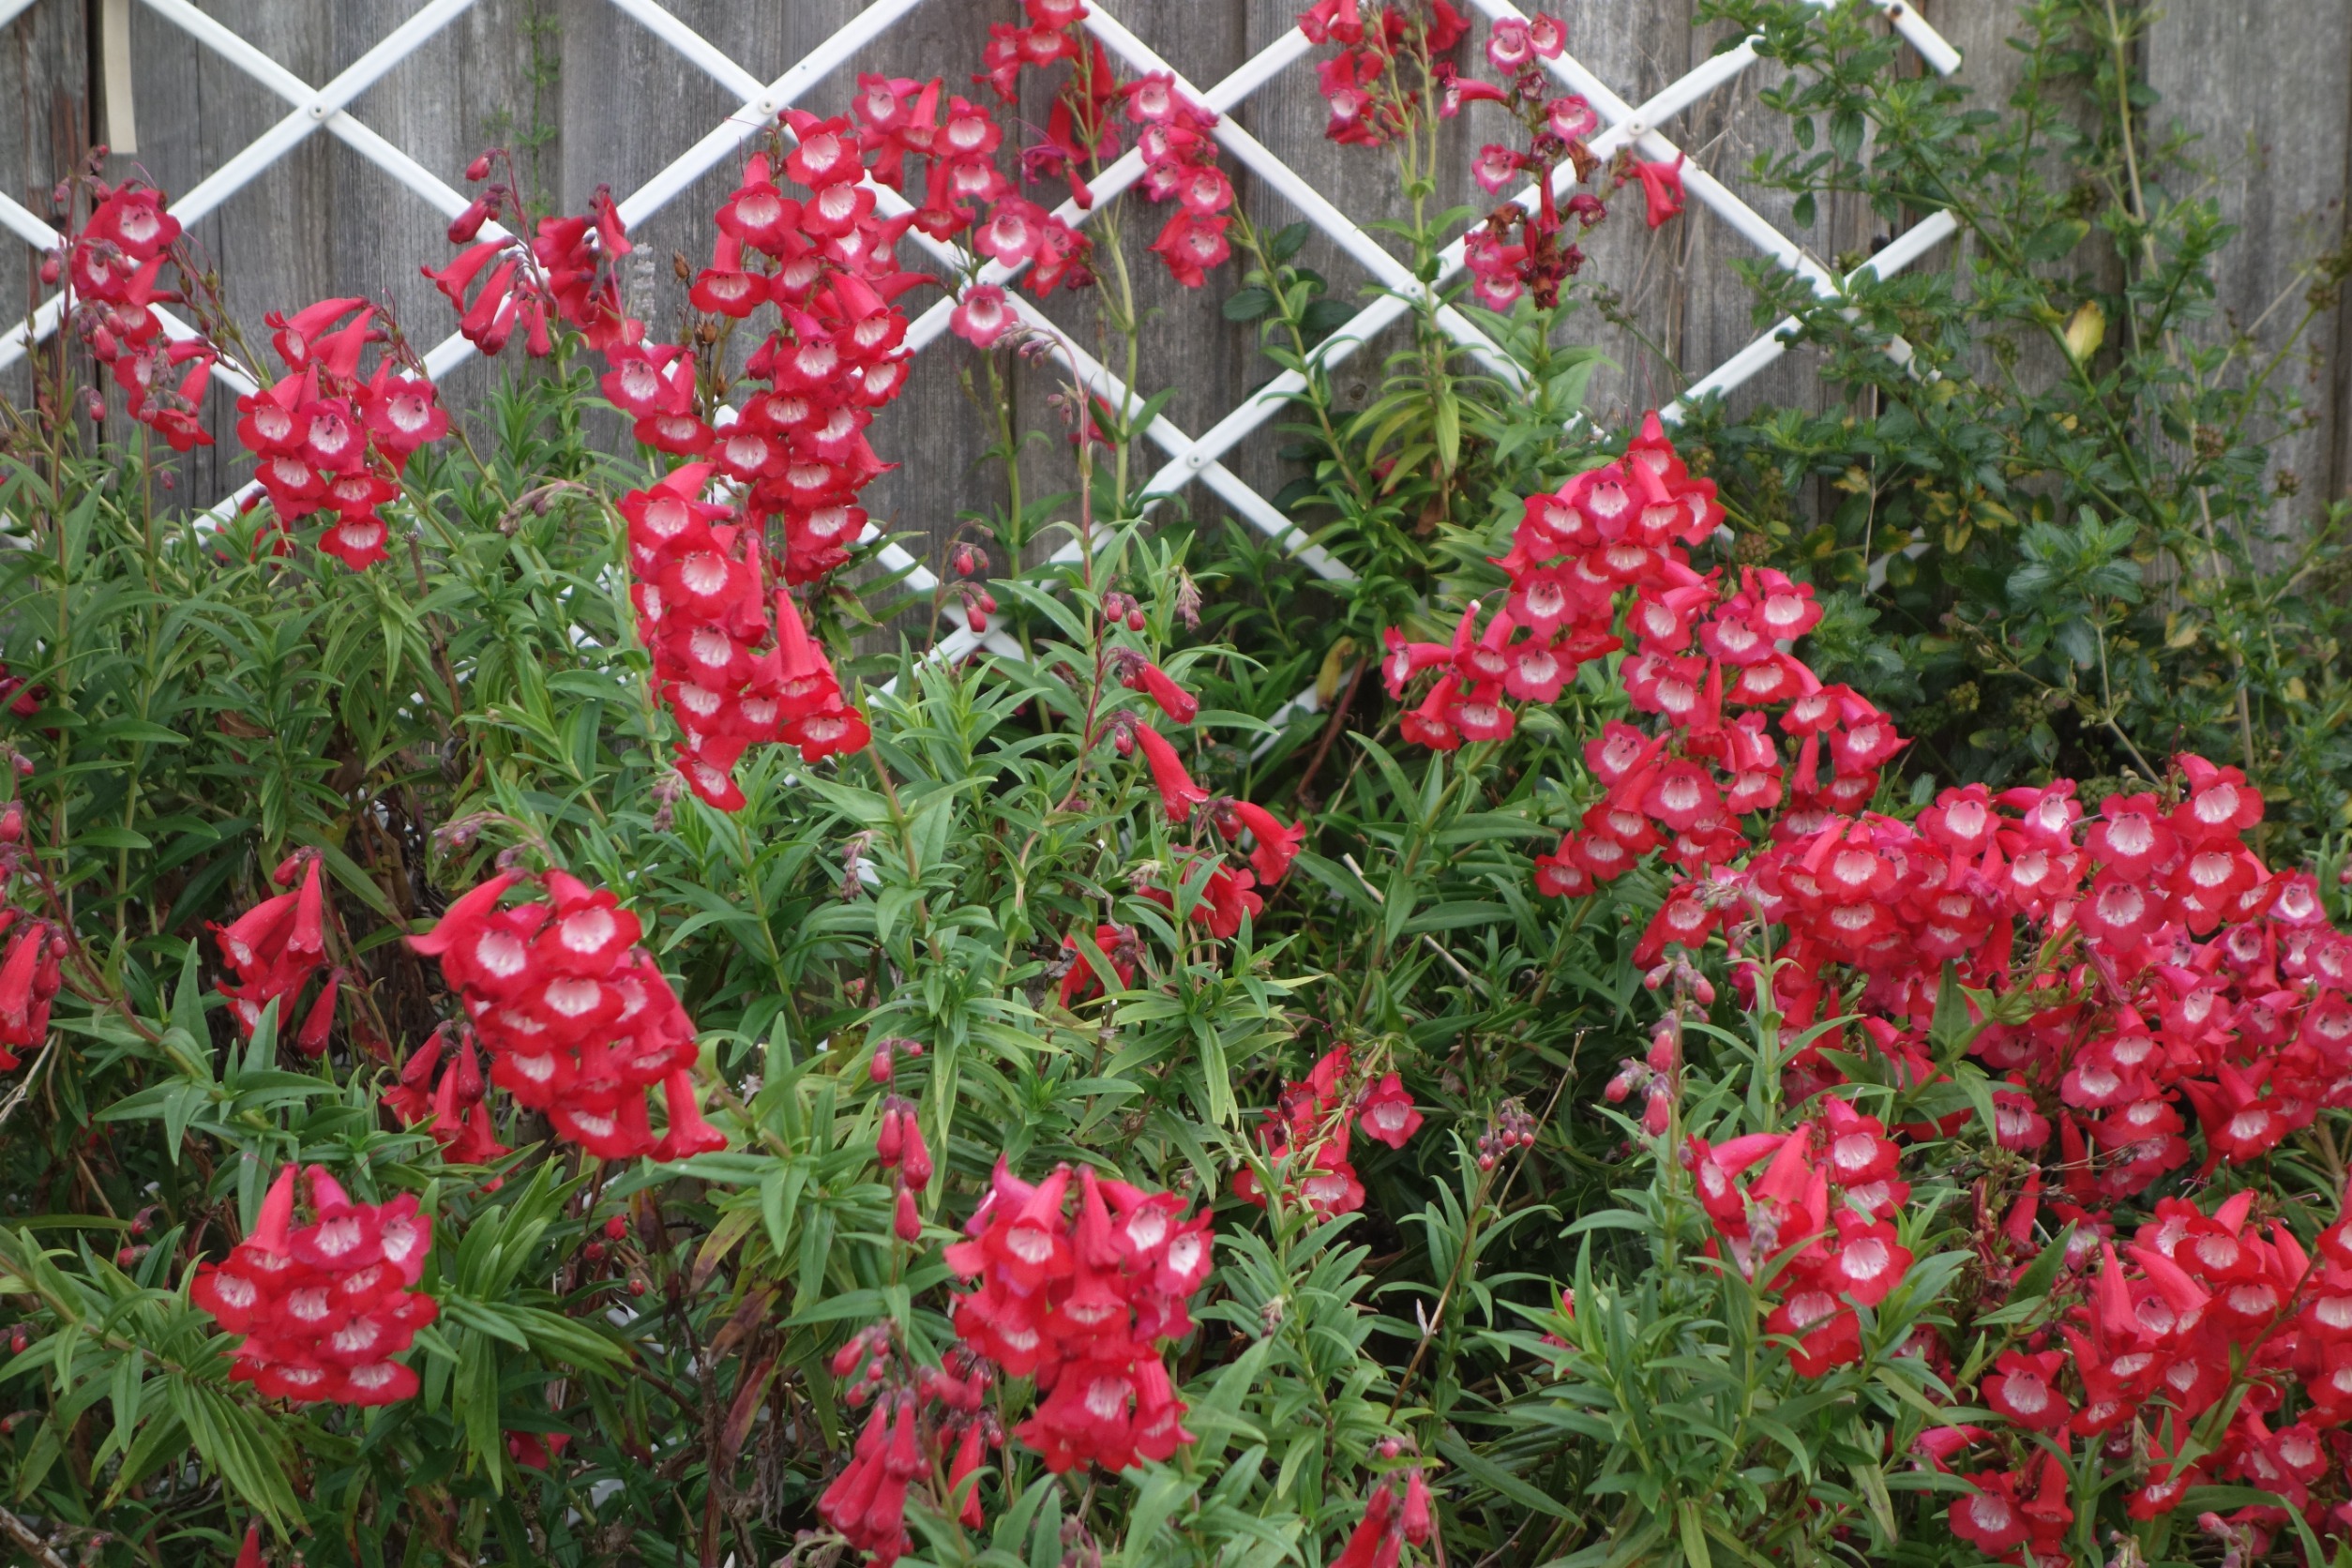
[2023,219,2090,263]
[1222,287,1274,322]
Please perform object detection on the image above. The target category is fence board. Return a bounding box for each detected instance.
[2146,0,2352,522]
[1,0,2344,559]
[2,0,85,377]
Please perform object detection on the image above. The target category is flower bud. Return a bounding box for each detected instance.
[0,802,22,844]
[1402,1470,1434,1545]
[1642,1082,1672,1136]
[894,1187,922,1242]
[465,151,496,182]
[604,1214,627,1241]
[870,1038,894,1084]
[900,1120,933,1187]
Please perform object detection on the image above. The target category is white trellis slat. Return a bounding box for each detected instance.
[0,0,1963,731]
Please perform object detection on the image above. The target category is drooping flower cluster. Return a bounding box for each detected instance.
[1683,1100,1916,1377]
[210,850,343,1052]
[234,297,450,569]
[870,1037,934,1244]
[945,1162,1211,1473]
[0,912,64,1071]
[384,1022,509,1166]
[1455,17,1618,309]
[822,1325,1003,1568]
[189,1164,436,1406]
[620,464,870,810]
[1390,415,1805,808]
[1299,0,1472,148]
[1129,73,1235,288]
[426,167,637,357]
[407,866,724,1162]
[1332,1448,1439,1568]
[1234,1046,1423,1216]
[50,181,214,452]
[684,121,922,584]
[1916,1183,2352,1551]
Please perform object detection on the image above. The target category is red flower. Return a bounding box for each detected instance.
[1132,724,1209,822]
[190,1164,436,1407]
[1949,1471,2028,1553]
[944,1164,1208,1473]
[1984,1349,2073,1431]
[1632,154,1686,228]
[1215,800,1306,885]
[1356,1073,1422,1149]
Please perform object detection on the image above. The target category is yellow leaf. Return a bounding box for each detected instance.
[1318,638,1358,706]
[2286,676,2309,703]
[2063,300,2105,363]
[2165,614,2198,649]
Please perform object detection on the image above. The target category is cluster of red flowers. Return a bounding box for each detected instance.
[1621,757,2350,1214]
[1683,1099,1916,1376]
[430,133,897,804]
[0,913,63,1070]
[1051,654,1307,995]
[49,181,214,452]
[408,866,724,1162]
[234,298,450,569]
[683,119,920,584]
[620,464,870,810]
[945,1161,1211,1472]
[189,1164,436,1406]
[427,168,636,357]
[1391,415,1822,815]
[1300,0,1471,147]
[210,850,343,1055]
[1130,74,1235,288]
[973,0,1236,297]
[1913,1184,2352,1556]
[1333,1448,1439,1568]
[822,1327,1003,1567]
[1235,1046,1423,1215]
[384,1021,509,1166]
[870,1037,934,1244]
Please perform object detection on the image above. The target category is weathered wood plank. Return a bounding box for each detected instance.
[2145,0,2352,524]
[0,0,88,413]
[0,0,2339,554]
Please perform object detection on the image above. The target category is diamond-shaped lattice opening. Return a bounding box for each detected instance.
[3,0,1962,659]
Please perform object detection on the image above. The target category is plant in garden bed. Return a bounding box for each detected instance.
[4,0,2352,1564]
[1679,0,2352,855]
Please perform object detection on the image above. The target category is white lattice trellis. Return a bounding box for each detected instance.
[0,0,1962,710]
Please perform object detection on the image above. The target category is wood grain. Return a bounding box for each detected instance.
[0,0,2343,548]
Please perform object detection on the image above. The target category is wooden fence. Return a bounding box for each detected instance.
[4,0,2348,559]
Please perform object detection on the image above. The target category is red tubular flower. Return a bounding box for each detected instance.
[1949,1471,2029,1554]
[410,867,696,1162]
[1215,800,1306,885]
[1356,1073,1422,1149]
[190,1163,436,1407]
[1633,155,1686,228]
[1121,658,1199,725]
[1131,724,1208,822]
[656,1069,729,1160]
[1060,924,1138,1006]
